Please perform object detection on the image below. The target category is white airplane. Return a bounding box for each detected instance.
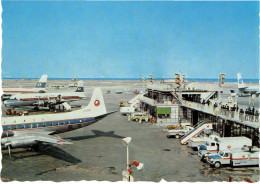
[2,75,48,100]
[3,81,86,110]
[231,73,260,97]
[1,88,108,155]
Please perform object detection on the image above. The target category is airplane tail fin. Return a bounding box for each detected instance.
[84,88,107,116]
[237,73,246,89]
[35,75,48,89]
[75,81,84,92]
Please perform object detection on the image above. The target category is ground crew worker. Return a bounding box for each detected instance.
[239,109,244,121]
[255,110,259,122]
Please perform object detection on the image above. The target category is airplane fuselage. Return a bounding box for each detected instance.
[4,92,85,107]
[238,87,259,96]
[2,115,104,139]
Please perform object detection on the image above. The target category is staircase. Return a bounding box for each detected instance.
[180,122,213,145]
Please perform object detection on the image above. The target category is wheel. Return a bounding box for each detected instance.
[201,156,207,163]
[175,134,180,139]
[31,144,40,152]
[231,161,234,167]
[214,161,221,168]
[167,135,171,138]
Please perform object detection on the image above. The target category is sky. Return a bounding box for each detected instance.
[1,1,259,79]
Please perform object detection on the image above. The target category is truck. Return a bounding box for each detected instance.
[120,94,141,115]
[166,126,194,138]
[198,136,252,162]
[180,122,213,145]
[207,147,260,168]
[188,135,219,150]
[120,107,135,115]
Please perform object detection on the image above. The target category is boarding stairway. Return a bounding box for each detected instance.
[130,94,142,107]
[201,91,217,102]
[180,122,213,145]
[171,92,182,103]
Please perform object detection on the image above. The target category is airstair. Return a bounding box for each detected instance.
[180,122,213,145]
[129,94,142,107]
[202,91,217,102]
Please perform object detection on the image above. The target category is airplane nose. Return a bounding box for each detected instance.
[3,100,10,106]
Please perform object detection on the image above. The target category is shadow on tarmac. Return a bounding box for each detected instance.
[64,130,125,141]
[2,144,82,164]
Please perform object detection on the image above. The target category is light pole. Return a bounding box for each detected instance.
[122,137,132,170]
[121,137,144,182]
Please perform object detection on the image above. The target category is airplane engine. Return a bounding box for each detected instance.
[2,137,37,148]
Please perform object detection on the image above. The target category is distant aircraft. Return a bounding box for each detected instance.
[231,73,260,97]
[2,75,48,100]
[1,88,108,155]
[3,81,86,111]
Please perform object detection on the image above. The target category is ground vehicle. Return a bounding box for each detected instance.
[166,126,194,138]
[180,122,213,144]
[207,147,260,168]
[5,109,29,116]
[120,107,135,115]
[130,112,149,122]
[198,137,252,161]
[120,95,141,115]
[188,135,219,150]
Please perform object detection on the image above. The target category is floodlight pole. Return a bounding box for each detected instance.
[127,145,129,170]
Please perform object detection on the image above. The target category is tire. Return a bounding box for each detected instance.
[175,134,180,139]
[167,135,171,138]
[214,161,221,168]
[31,144,40,152]
[201,156,207,163]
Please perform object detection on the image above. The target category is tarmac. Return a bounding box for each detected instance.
[1,79,260,182]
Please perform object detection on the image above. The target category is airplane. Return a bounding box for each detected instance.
[231,73,260,97]
[2,75,48,100]
[1,88,108,156]
[3,81,86,111]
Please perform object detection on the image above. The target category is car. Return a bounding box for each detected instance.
[130,112,149,122]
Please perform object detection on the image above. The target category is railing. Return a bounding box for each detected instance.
[146,83,175,91]
[181,100,260,126]
[139,96,177,106]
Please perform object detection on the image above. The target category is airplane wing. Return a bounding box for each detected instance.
[35,134,72,145]
[10,130,72,145]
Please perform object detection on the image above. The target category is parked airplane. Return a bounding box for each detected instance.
[231,73,260,97]
[1,88,108,156]
[3,81,86,110]
[2,75,48,100]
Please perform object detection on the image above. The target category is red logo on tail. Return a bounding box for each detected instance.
[94,100,100,106]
